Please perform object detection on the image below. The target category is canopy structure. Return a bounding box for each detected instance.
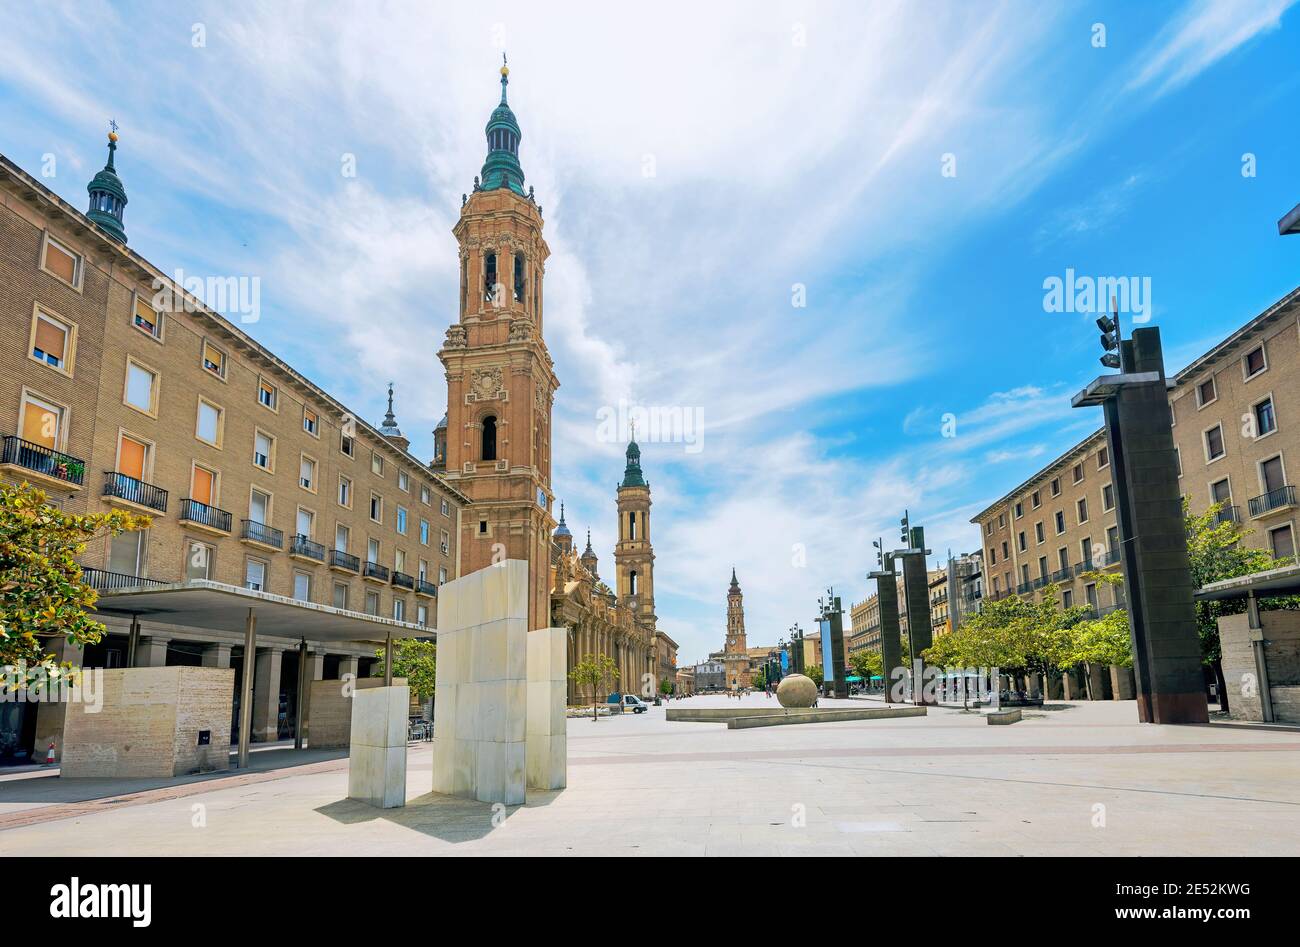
[93,579,431,767]
[1194,563,1300,603]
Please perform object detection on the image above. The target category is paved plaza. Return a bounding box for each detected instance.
[2,694,1298,856]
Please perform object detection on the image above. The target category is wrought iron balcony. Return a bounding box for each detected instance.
[103,471,168,512]
[81,567,168,592]
[1102,547,1122,566]
[391,570,415,590]
[179,498,232,533]
[290,534,326,562]
[416,579,438,597]
[1248,485,1296,518]
[1050,568,1072,583]
[1073,559,1096,576]
[363,561,390,582]
[240,519,283,549]
[1016,581,1033,595]
[1213,504,1240,525]
[0,435,86,486]
[329,549,360,572]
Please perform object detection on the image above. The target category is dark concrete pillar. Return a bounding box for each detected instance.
[872,569,902,702]
[899,538,935,704]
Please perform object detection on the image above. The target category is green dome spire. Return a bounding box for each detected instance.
[87,125,128,244]
[621,437,646,488]
[478,55,526,195]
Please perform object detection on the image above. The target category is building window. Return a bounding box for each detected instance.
[420,485,431,505]
[985,521,993,536]
[1017,532,1026,552]
[186,541,215,581]
[202,340,227,379]
[397,505,408,535]
[1050,478,1060,497]
[124,359,158,415]
[1102,483,1114,511]
[997,513,1005,529]
[371,451,384,476]
[481,416,497,461]
[1243,344,1267,380]
[438,566,448,584]
[1077,498,1088,524]
[1211,477,1232,508]
[398,471,409,492]
[18,392,65,449]
[191,464,217,507]
[417,604,428,627]
[341,430,354,456]
[258,379,278,410]
[365,590,380,616]
[41,233,82,288]
[484,251,498,302]
[249,488,271,525]
[419,520,429,545]
[296,507,314,540]
[253,431,275,471]
[245,558,267,592]
[1269,524,1295,561]
[299,455,316,492]
[335,523,349,553]
[1054,511,1065,534]
[367,538,380,564]
[1031,490,1041,509]
[395,548,406,574]
[370,493,382,523]
[1035,522,1044,544]
[116,433,150,482]
[1062,589,1073,609]
[303,407,319,437]
[132,293,162,340]
[1196,377,1217,407]
[1204,424,1225,462]
[441,530,450,555]
[293,571,311,602]
[1072,463,1084,484]
[514,252,526,304]
[110,530,148,576]
[1253,397,1277,437]
[30,308,74,374]
[1097,446,1109,470]
[1014,501,1023,519]
[333,582,348,609]
[196,398,223,447]
[1260,455,1286,496]
[338,475,352,508]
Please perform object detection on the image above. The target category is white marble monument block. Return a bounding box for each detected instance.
[526,626,568,791]
[432,560,529,805]
[348,684,409,808]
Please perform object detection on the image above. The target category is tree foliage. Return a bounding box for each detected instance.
[0,483,149,683]
[804,663,824,687]
[849,649,882,680]
[373,637,437,701]
[569,652,620,720]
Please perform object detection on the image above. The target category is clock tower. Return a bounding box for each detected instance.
[439,60,558,631]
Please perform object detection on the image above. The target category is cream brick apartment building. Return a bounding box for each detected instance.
[971,286,1300,692]
[0,142,465,755]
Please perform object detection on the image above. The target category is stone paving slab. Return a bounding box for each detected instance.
[0,696,1296,855]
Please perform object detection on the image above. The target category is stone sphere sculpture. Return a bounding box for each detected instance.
[776,674,817,708]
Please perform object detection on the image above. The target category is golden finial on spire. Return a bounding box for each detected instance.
[500,51,509,77]
[108,118,119,143]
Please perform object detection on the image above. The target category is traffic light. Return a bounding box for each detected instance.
[1097,313,1121,369]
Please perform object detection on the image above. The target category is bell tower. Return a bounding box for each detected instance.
[439,59,558,631]
[614,437,656,629]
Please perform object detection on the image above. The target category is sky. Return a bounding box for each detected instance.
[2,1,1297,666]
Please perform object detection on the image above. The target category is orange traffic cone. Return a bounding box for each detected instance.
[45,742,55,765]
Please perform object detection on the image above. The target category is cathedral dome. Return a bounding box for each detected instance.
[479,59,526,195]
[87,130,128,244]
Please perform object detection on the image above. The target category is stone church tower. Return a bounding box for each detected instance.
[439,61,558,631]
[614,438,656,629]
[723,569,750,689]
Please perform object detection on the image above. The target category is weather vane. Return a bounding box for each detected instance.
[108,118,119,136]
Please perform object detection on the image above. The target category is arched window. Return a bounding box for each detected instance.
[513,252,525,303]
[460,256,467,316]
[484,252,497,303]
[628,511,637,540]
[481,416,497,461]
[629,570,638,596]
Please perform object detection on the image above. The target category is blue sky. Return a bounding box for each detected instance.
[2,1,1297,665]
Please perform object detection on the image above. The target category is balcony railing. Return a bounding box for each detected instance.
[391,570,415,590]
[1249,485,1296,518]
[1102,547,1122,566]
[103,471,168,512]
[1050,568,1072,583]
[1073,559,1096,576]
[240,519,283,549]
[1016,581,1033,595]
[290,535,326,561]
[179,499,232,532]
[0,435,86,486]
[1214,505,1241,525]
[81,567,168,592]
[416,579,438,597]
[364,561,390,582]
[329,549,360,572]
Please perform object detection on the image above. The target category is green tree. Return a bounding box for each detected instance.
[849,649,882,681]
[372,637,437,701]
[0,482,149,690]
[805,664,824,687]
[751,666,767,689]
[569,653,620,721]
[659,677,673,696]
